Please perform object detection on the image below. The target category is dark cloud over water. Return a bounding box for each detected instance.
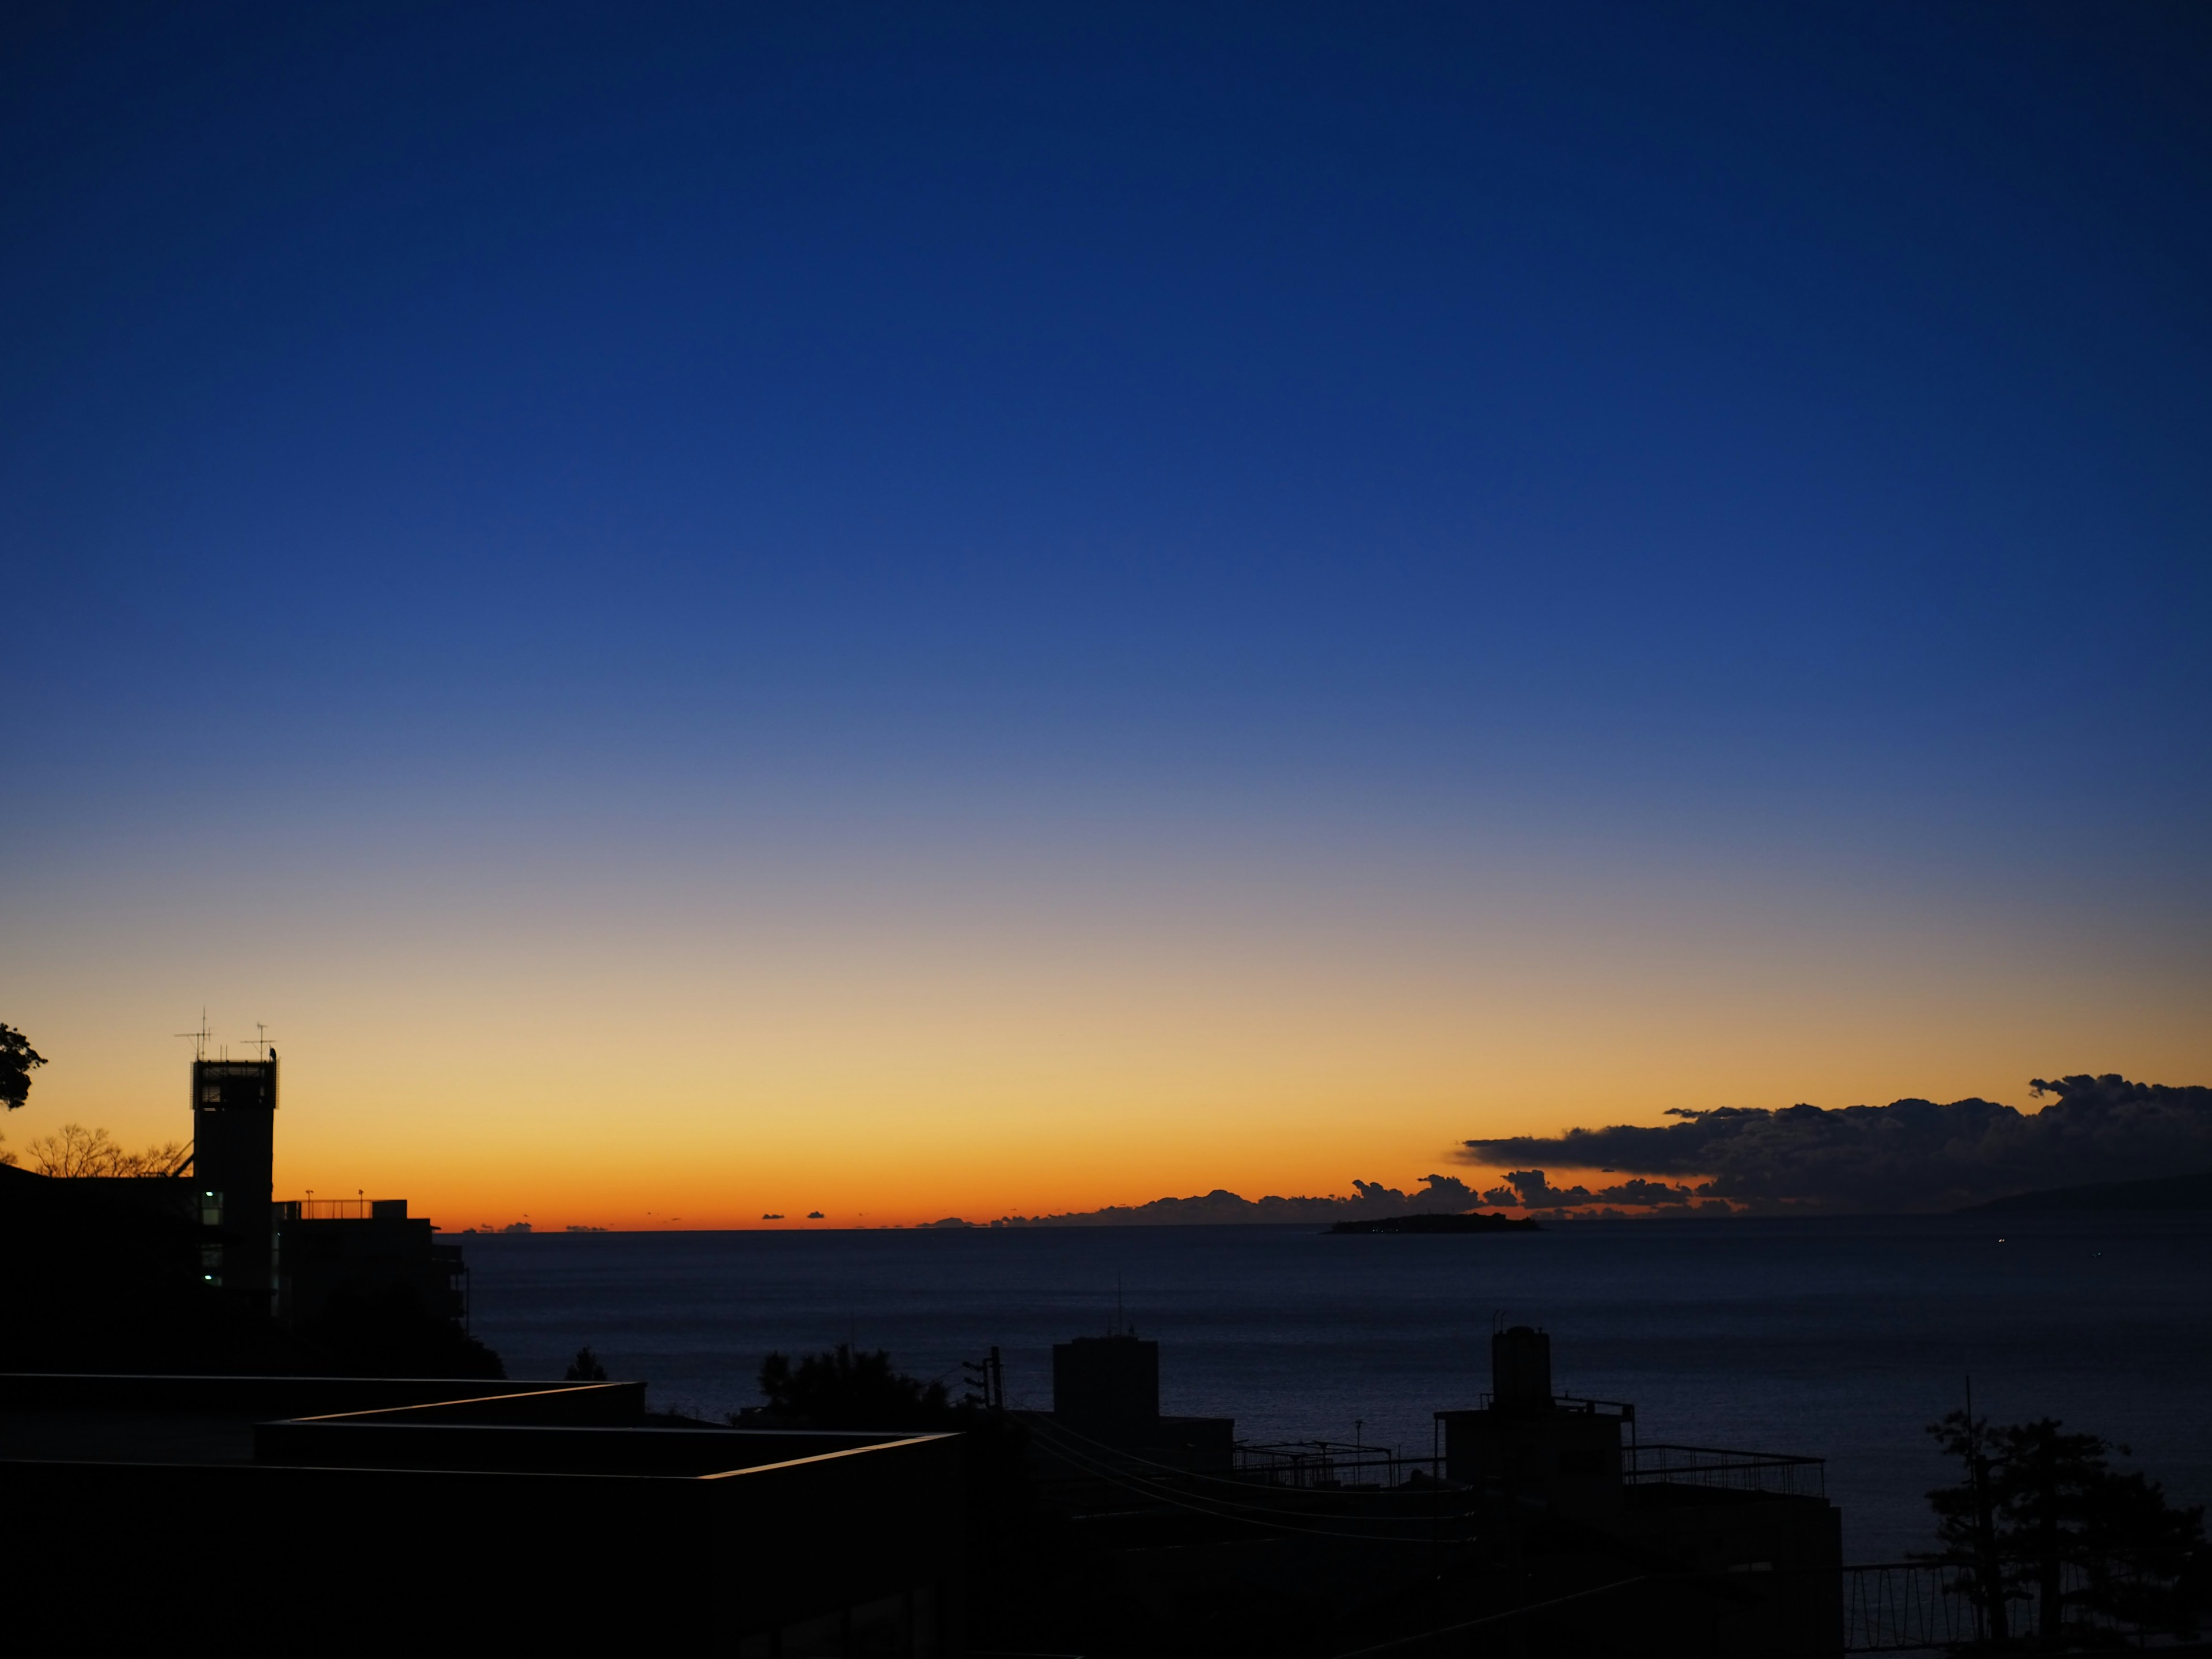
[994,1174,1482,1228]
[960,1078,2211,1226]
[1461,1075,2212,1213]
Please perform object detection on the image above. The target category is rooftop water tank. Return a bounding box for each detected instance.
[1492,1325,1552,1411]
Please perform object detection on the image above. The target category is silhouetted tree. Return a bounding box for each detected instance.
[1925,1409,2209,1643]
[23,1122,191,1177]
[1926,1408,2013,1643]
[752,1343,956,1430]
[564,1345,609,1381]
[2,1022,47,1113]
[745,1339,1048,1641]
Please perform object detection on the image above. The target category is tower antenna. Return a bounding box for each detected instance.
[174,1010,212,1062]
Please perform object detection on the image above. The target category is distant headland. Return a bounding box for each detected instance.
[1325,1211,1541,1234]
[1961,1169,2212,1214]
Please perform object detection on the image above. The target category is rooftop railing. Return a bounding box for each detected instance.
[1461,1392,1638,1419]
[274,1199,405,1221]
[1234,1440,1433,1489]
[1840,1556,2169,1652]
[1623,1442,1827,1498]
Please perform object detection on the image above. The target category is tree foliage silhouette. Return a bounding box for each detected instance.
[753,1343,956,1430]
[563,1345,609,1381]
[23,1122,191,1178]
[2,1022,47,1112]
[1924,1408,2209,1642]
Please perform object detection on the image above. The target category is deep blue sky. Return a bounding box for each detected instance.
[4,4,2210,1213]
[12,3,2206,809]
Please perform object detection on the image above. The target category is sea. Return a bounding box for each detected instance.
[458,1211,2212,1563]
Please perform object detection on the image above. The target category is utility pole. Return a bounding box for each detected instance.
[963,1345,1005,1412]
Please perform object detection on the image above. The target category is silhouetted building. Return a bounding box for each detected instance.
[986,1320,1848,1656]
[75,1174,197,1221]
[1438,1325,1628,1524]
[191,1054,278,1305]
[183,1048,481,1350]
[275,1196,468,1326]
[4,1371,965,1653]
[0,1162,313,1373]
[1052,1332,1159,1435]
[1043,1330,1236,1472]
[1437,1325,1842,1655]
[0,1046,488,1375]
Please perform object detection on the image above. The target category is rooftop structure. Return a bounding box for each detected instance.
[4,1370,965,1653]
[274,1195,469,1327]
[1434,1324,1843,1654]
[1039,1328,1236,1474]
[191,1054,278,1305]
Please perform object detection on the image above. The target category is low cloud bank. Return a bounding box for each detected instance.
[1473,1169,1734,1213]
[1460,1074,2212,1214]
[994,1173,1482,1228]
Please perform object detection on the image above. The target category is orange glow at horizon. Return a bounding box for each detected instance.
[7,823,2205,1230]
[9,876,2203,1230]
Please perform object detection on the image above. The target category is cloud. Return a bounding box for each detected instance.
[1502,1169,1589,1206]
[1460,1074,2212,1213]
[1482,1169,1718,1213]
[997,1172,1487,1227]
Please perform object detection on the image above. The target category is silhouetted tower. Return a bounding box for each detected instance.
[1437,1321,1626,1524]
[1491,1325,1554,1411]
[193,1053,278,1307]
[1052,1334,1160,1438]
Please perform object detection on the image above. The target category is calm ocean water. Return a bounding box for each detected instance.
[459,1212,2212,1561]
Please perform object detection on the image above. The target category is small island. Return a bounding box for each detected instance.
[1325,1211,1541,1234]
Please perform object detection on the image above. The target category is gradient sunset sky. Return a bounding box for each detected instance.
[5,5,2209,1228]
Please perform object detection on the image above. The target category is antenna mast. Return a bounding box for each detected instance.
[174,1010,213,1062]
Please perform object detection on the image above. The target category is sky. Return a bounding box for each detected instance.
[3,2,2209,1228]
